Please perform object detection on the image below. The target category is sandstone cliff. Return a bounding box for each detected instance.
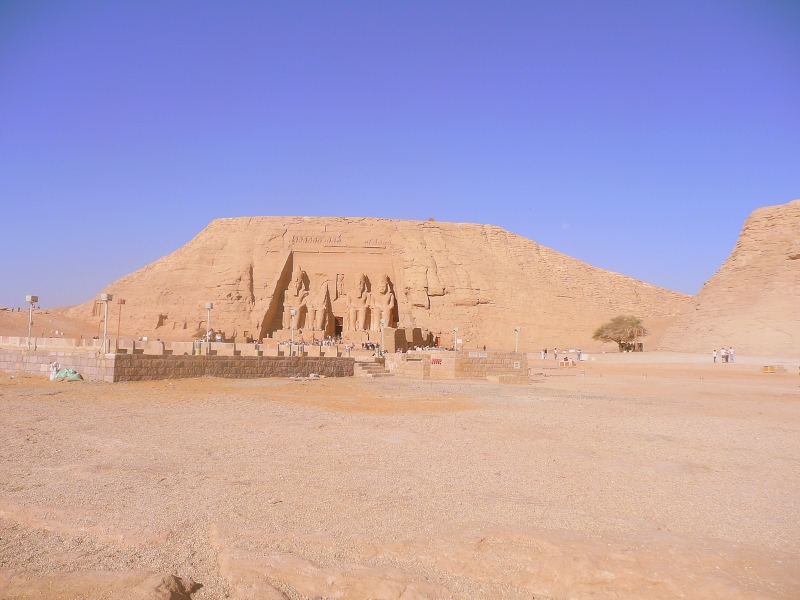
[62,217,691,350]
[658,199,800,356]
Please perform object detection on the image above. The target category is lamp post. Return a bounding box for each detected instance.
[290,309,297,355]
[380,318,386,353]
[453,327,459,352]
[100,294,113,353]
[514,326,521,353]
[26,295,38,350]
[205,302,213,353]
[116,298,126,341]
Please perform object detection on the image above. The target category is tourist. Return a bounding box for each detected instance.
[554,347,558,360]
[577,349,582,361]
[543,348,548,360]
[721,348,728,363]
[713,349,717,363]
[729,347,734,363]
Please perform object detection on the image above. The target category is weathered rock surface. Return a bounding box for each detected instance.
[62,217,690,350]
[0,570,200,600]
[659,200,800,356]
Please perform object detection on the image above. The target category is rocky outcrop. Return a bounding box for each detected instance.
[659,199,800,356]
[62,217,690,350]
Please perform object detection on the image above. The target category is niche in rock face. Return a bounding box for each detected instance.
[259,249,401,338]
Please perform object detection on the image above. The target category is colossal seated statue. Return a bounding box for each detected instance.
[347,273,370,331]
[306,281,331,333]
[370,273,396,330]
[282,266,308,330]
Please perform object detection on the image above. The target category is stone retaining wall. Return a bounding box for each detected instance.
[455,352,528,380]
[0,348,117,382]
[113,355,354,382]
[0,348,354,382]
[385,350,527,381]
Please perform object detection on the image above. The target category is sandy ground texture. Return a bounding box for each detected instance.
[1,356,799,599]
[0,310,100,341]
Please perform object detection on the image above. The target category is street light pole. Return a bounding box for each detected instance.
[380,318,386,353]
[290,309,297,355]
[116,298,125,341]
[453,327,459,352]
[101,294,112,353]
[26,295,38,350]
[205,302,213,354]
[514,326,521,353]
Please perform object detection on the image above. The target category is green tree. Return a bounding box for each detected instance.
[592,316,648,351]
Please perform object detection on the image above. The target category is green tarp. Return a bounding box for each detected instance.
[55,369,83,382]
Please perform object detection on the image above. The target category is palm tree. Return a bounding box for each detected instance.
[592,316,648,352]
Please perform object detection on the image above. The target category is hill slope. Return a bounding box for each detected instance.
[658,200,800,356]
[62,217,690,350]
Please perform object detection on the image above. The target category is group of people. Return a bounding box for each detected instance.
[200,331,224,343]
[713,347,735,363]
[539,347,582,361]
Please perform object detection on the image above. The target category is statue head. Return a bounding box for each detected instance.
[376,273,391,295]
[354,273,367,297]
[291,267,305,296]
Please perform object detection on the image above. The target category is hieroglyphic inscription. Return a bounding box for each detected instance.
[290,235,387,248]
[291,235,343,245]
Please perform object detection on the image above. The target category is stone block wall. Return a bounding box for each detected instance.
[428,352,457,379]
[0,348,117,382]
[455,351,528,380]
[386,350,527,381]
[113,355,354,382]
[0,348,354,382]
[0,336,117,353]
[383,328,408,354]
[385,354,431,379]
[165,341,196,355]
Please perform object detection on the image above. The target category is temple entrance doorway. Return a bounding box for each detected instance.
[334,317,344,337]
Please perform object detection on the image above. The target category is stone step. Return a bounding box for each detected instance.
[354,362,391,377]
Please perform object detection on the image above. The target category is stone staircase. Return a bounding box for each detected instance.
[354,359,391,378]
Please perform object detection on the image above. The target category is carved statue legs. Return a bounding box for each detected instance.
[284,306,306,330]
[306,306,328,332]
[369,307,392,330]
[349,307,369,331]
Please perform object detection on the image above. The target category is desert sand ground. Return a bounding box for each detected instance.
[0,310,100,341]
[1,354,799,599]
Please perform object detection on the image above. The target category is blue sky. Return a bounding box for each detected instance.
[1,1,798,308]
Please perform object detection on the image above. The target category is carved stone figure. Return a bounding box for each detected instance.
[282,266,308,330]
[347,273,370,331]
[306,281,331,332]
[370,273,396,330]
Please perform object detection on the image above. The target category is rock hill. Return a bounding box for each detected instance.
[659,200,800,356]
[62,217,690,350]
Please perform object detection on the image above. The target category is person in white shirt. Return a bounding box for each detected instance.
[729,347,734,363]
[713,349,717,363]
